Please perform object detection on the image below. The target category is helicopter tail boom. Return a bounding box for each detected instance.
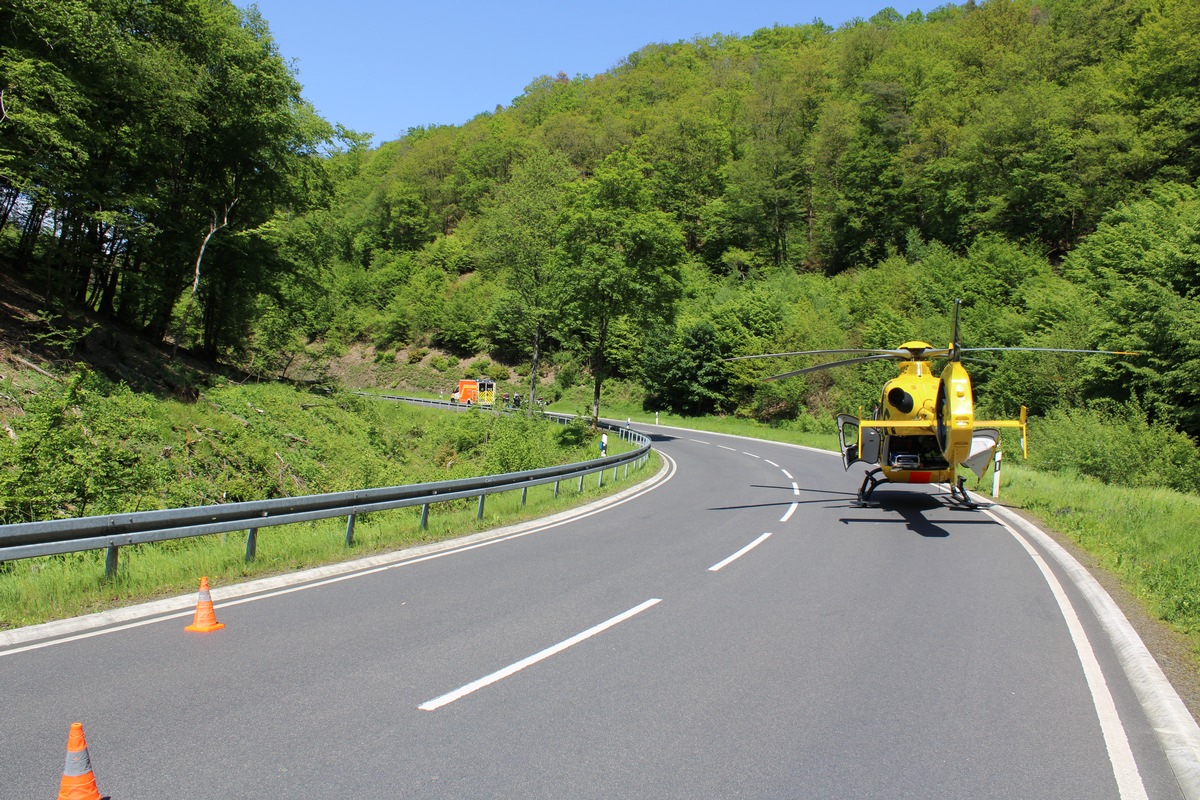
[975,406,1028,458]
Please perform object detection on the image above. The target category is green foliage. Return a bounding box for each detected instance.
[643,320,733,416]
[433,272,495,355]
[555,150,687,419]
[484,362,511,382]
[0,371,166,520]
[0,374,601,523]
[1061,184,1200,436]
[0,0,336,353]
[554,360,581,390]
[1028,402,1200,494]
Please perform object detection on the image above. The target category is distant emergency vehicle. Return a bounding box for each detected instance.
[450,378,496,406]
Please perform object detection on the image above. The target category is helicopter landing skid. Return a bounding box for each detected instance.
[948,476,978,509]
[854,468,886,507]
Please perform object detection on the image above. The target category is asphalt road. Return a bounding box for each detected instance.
[2,427,1197,798]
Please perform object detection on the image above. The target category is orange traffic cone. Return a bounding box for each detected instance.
[185,576,225,632]
[57,722,101,800]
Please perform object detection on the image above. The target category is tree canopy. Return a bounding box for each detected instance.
[3,0,1198,439]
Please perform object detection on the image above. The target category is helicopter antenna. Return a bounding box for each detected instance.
[949,298,963,362]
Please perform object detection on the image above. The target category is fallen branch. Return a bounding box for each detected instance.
[10,354,58,381]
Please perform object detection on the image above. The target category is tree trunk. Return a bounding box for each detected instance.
[592,371,602,429]
[528,319,542,412]
[17,200,45,265]
[0,185,18,235]
[97,265,120,317]
[174,199,236,357]
[590,318,608,428]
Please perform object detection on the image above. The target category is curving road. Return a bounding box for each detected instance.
[2,426,1198,798]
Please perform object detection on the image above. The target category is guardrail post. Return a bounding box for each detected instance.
[477,495,485,520]
[246,528,257,562]
[420,503,429,530]
[554,480,560,498]
[578,475,584,492]
[597,470,603,488]
[624,463,629,479]
[104,545,118,577]
[521,487,528,506]
[345,514,356,547]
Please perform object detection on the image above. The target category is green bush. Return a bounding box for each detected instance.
[0,373,602,523]
[484,362,511,382]
[1028,402,1200,494]
[0,371,167,521]
[483,416,558,473]
[555,361,580,390]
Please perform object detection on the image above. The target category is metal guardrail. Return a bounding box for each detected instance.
[0,398,651,575]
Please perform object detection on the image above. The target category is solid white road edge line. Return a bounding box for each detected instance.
[998,517,1148,800]
[986,502,1200,800]
[644,422,837,459]
[418,598,663,711]
[0,453,679,654]
[708,532,773,572]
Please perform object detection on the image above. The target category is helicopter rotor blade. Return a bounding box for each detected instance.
[959,347,1140,356]
[723,348,904,362]
[761,354,905,382]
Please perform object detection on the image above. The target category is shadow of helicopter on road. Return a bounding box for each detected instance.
[838,489,998,538]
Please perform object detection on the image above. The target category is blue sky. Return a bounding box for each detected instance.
[240,1,925,145]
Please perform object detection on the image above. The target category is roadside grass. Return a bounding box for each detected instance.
[0,446,658,628]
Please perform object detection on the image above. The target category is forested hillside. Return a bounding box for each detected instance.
[2,1,1197,455]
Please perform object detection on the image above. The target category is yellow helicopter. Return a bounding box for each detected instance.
[728,300,1136,506]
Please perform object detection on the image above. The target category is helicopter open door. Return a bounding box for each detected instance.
[962,429,1000,480]
[837,414,881,470]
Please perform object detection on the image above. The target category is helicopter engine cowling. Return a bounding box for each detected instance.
[936,361,974,465]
